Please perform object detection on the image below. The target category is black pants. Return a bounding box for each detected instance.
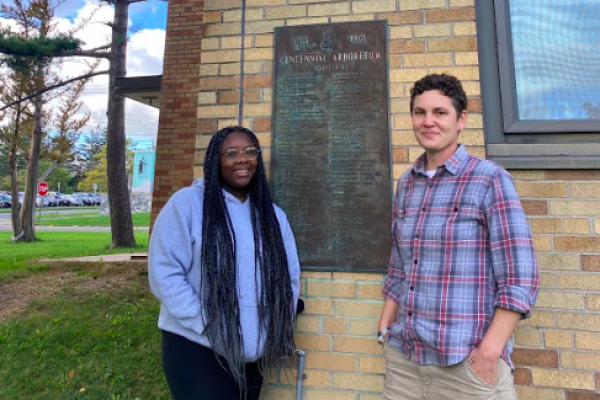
[161,330,263,400]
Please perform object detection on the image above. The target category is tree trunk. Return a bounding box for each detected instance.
[9,107,23,240]
[106,0,135,248]
[9,147,23,241]
[19,65,44,242]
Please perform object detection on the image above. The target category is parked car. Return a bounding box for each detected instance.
[53,194,71,206]
[35,196,52,207]
[86,193,102,205]
[62,194,83,206]
[47,194,64,206]
[48,196,59,207]
[74,192,95,206]
[0,194,11,208]
[71,194,89,206]
[0,198,5,208]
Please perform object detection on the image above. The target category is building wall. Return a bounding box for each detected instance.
[155,0,600,399]
[152,0,206,223]
[511,170,600,400]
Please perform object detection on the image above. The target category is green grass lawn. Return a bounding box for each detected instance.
[0,228,167,399]
[0,231,149,280]
[0,264,169,399]
[35,213,150,227]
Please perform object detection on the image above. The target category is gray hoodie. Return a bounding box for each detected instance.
[148,178,300,361]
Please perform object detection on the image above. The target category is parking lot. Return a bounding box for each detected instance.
[0,192,103,209]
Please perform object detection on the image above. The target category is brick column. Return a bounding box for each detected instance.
[151,0,205,225]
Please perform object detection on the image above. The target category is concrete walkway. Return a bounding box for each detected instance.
[0,224,148,232]
[41,253,148,263]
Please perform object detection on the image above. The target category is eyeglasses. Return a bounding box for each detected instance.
[221,147,260,161]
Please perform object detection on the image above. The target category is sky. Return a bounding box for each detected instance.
[1,0,168,147]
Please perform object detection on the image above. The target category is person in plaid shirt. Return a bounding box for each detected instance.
[378,74,539,400]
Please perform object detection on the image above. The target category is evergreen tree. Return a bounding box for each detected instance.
[0,0,89,241]
[1,0,153,246]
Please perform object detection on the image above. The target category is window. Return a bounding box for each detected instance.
[476,0,600,169]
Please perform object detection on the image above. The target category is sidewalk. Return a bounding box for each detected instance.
[41,253,148,263]
[0,224,148,232]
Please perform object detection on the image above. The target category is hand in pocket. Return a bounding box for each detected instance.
[466,347,499,387]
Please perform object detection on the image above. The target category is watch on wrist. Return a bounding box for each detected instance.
[377,326,390,345]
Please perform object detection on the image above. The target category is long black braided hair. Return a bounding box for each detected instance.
[200,126,295,389]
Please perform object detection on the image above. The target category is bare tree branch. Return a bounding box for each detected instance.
[0,70,109,112]
[60,49,110,58]
[67,3,102,36]
[86,43,112,52]
[50,44,112,58]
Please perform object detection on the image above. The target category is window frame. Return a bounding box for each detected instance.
[476,0,600,169]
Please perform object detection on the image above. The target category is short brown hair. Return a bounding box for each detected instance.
[410,73,468,117]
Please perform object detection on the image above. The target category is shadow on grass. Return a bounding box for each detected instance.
[0,262,170,400]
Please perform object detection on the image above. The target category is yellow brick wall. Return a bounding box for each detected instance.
[511,170,600,400]
[186,1,600,399]
[259,270,387,400]
[195,0,482,184]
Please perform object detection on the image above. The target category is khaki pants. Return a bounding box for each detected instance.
[383,343,518,400]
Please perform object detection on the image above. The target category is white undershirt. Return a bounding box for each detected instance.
[425,170,436,178]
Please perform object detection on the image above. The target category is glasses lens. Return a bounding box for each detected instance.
[244,148,259,160]
[224,149,239,159]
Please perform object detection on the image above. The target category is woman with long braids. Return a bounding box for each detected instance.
[149,126,300,400]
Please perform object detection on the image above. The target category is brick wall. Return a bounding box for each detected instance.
[151,0,205,225]
[194,2,480,397]
[511,170,600,400]
[154,0,600,398]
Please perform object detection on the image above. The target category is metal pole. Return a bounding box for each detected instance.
[238,0,247,125]
[296,349,306,400]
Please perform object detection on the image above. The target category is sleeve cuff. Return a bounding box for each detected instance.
[382,277,401,304]
[494,286,534,320]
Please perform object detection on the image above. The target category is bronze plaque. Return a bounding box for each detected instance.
[271,21,391,272]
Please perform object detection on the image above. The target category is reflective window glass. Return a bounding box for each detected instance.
[509,0,600,121]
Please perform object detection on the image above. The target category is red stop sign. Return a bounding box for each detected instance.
[37,182,49,197]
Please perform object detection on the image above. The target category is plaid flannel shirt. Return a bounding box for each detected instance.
[383,145,539,368]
